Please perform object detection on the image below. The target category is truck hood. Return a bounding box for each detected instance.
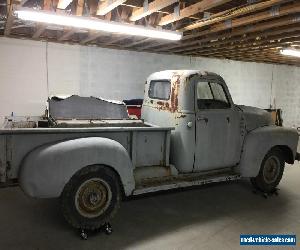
[237,105,273,131]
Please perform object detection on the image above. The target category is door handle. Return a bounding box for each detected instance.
[187,121,193,128]
[197,117,208,122]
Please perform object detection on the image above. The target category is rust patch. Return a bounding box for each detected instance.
[169,74,181,113]
[153,73,181,113]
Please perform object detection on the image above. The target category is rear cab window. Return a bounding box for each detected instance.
[148,80,171,100]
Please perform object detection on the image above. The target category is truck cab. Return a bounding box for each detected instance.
[142,70,298,176]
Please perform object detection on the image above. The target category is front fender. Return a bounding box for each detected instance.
[19,137,135,198]
[239,126,299,177]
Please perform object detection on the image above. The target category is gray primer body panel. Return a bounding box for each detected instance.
[19,137,135,198]
[240,126,299,177]
[0,126,172,197]
[142,70,299,176]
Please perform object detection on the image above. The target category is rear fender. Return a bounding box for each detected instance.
[19,137,135,198]
[239,126,298,177]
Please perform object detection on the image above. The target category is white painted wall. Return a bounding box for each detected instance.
[0,37,299,127]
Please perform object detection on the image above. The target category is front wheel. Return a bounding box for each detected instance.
[61,165,121,230]
[251,148,285,193]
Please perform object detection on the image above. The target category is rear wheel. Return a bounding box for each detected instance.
[251,148,284,193]
[61,165,121,230]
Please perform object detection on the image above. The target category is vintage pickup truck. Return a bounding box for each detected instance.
[0,70,299,231]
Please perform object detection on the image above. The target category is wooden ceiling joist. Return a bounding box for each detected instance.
[4,0,14,36]
[76,0,84,15]
[173,27,300,54]
[104,35,129,45]
[192,39,300,57]
[158,0,232,26]
[2,0,300,66]
[180,0,288,32]
[152,13,300,53]
[32,24,46,38]
[184,35,300,56]
[80,31,105,44]
[96,0,127,16]
[210,1,300,33]
[123,37,152,48]
[58,29,75,41]
[129,0,178,22]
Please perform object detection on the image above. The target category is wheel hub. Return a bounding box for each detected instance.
[75,178,112,218]
[263,156,280,184]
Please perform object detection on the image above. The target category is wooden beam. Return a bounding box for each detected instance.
[129,0,178,22]
[57,0,72,9]
[185,34,300,55]
[158,0,232,26]
[76,0,84,15]
[192,38,300,57]
[106,35,126,44]
[80,31,104,44]
[211,2,300,33]
[32,24,46,38]
[180,0,287,31]
[20,0,30,6]
[58,29,75,41]
[150,14,300,52]
[173,26,300,53]
[123,38,152,48]
[4,1,14,36]
[96,0,127,16]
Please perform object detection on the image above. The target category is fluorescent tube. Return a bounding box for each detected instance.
[15,8,182,41]
[280,48,300,58]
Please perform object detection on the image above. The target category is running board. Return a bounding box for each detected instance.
[133,172,241,196]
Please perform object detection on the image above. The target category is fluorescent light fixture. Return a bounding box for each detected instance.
[15,8,182,41]
[280,48,300,58]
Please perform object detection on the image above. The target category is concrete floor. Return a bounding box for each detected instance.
[0,163,300,250]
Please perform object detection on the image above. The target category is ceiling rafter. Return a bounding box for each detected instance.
[96,0,127,16]
[184,35,300,56]
[2,0,300,66]
[158,0,232,26]
[210,1,300,33]
[129,0,177,22]
[148,11,300,53]
[4,0,15,36]
[191,39,300,57]
[179,0,288,32]
[173,26,300,53]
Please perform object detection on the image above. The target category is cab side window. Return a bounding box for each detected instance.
[197,81,230,109]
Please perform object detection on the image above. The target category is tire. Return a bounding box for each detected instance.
[61,165,121,230]
[250,148,285,193]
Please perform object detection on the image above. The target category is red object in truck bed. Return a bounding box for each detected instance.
[127,105,142,119]
[123,99,143,119]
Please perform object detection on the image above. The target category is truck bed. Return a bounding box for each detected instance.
[0,123,173,184]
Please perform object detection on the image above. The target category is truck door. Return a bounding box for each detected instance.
[194,78,242,172]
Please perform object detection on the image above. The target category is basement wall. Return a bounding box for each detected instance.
[0,37,299,127]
